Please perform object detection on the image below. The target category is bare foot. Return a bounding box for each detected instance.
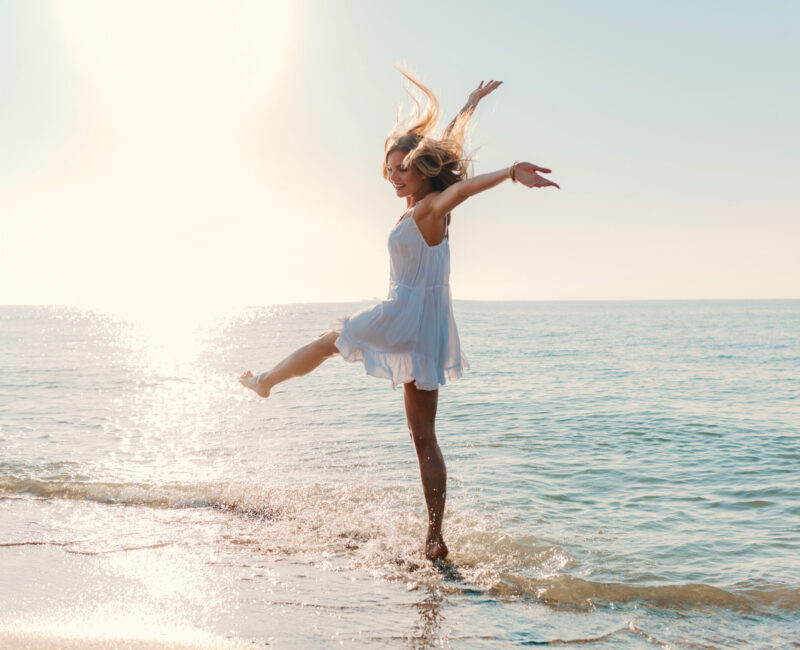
[425,534,449,561]
[239,370,271,398]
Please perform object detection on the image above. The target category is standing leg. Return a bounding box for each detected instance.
[240,330,339,397]
[403,381,448,560]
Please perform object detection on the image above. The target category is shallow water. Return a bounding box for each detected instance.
[1,301,798,647]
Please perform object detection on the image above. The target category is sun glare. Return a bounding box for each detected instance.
[54,0,293,158]
[38,1,296,318]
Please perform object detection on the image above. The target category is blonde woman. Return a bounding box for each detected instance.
[241,73,558,560]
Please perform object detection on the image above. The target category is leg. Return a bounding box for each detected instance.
[403,381,448,560]
[240,330,340,397]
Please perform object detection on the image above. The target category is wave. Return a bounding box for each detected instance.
[3,474,799,613]
[1,476,240,510]
[488,574,800,611]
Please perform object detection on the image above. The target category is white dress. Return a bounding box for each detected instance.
[331,205,469,391]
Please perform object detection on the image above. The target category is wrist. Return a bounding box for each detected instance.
[509,161,518,182]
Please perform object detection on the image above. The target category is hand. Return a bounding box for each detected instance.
[514,162,560,189]
[467,79,502,108]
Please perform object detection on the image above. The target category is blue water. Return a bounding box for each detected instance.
[1,301,798,647]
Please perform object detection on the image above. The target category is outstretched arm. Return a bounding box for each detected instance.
[425,162,559,219]
[442,80,502,138]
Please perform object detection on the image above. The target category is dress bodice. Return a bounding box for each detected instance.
[388,207,450,292]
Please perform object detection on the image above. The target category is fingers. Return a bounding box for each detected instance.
[519,171,560,189]
[513,160,560,188]
[475,80,502,97]
[519,162,554,176]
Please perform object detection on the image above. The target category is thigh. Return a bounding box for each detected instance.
[403,381,438,442]
[315,330,340,356]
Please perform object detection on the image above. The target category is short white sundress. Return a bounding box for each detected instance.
[331,204,469,391]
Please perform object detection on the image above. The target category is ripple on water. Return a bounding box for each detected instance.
[2,302,800,645]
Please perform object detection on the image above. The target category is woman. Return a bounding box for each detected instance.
[240,72,558,560]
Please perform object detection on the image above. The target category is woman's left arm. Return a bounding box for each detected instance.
[442,80,503,138]
[426,162,559,219]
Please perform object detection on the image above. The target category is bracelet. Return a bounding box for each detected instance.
[509,161,519,183]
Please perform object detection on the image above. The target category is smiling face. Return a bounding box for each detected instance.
[385,149,429,200]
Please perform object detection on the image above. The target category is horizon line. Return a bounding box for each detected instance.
[2,297,799,310]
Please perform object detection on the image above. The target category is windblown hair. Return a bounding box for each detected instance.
[382,69,472,191]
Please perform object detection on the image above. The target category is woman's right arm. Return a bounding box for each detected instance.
[442,80,503,137]
[423,162,559,221]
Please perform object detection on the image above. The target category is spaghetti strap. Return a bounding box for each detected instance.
[329,207,468,391]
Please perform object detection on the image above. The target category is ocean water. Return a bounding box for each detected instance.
[1,300,798,648]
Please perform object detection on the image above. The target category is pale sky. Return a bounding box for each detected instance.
[2,0,798,316]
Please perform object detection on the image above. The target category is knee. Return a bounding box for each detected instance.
[408,422,436,449]
[313,330,340,358]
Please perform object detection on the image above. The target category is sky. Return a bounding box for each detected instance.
[1,0,798,316]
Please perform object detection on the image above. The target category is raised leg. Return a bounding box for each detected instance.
[403,381,448,560]
[240,330,340,397]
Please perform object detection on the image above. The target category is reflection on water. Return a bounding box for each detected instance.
[410,590,446,648]
[1,301,799,647]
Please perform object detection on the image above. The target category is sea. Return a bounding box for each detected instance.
[1,300,798,648]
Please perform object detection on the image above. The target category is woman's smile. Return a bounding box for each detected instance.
[385,150,425,197]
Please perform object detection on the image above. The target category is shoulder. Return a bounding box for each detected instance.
[413,192,445,225]
[413,194,451,243]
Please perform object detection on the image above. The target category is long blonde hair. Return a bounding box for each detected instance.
[382,69,472,192]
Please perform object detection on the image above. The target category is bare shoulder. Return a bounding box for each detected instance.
[413,193,449,246]
[413,192,444,225]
